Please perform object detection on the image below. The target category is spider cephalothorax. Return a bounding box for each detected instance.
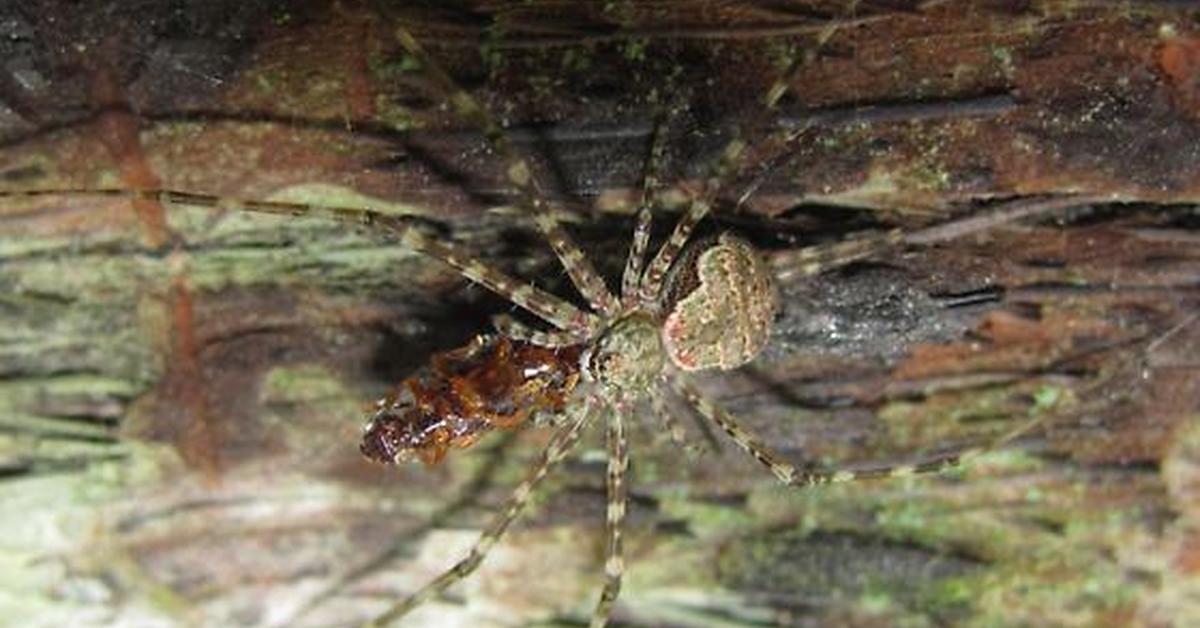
[583,311,664,394]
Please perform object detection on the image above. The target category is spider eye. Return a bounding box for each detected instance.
[660,233,777,371]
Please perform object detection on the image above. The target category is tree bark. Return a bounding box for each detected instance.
[0,2,1197,627]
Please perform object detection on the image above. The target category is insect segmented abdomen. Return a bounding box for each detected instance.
[361,335,584,465]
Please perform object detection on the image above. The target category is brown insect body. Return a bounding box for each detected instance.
[361,335,584,465]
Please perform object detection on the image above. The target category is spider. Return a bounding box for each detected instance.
[334,28,1048,628]
[0,13,1069,628]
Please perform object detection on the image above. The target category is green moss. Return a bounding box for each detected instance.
[560,47,592,73]
[260,364,349,404]
[919,575,978,619]
[623,38,648,62]
[480,23,508,78]
[660,494,757,538]
[712,460,1151,625]
[0,377,139,449]
[990,45,1016,78]
[878,380,1075,452]
[254,72,276,96]
[0,437,182,619]
[1032,384,1062,410]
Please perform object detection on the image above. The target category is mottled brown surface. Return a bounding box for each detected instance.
[0,2,1197,627]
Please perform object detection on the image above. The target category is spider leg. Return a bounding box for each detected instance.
[491,314,585,347]
[637,190,717,306]
[649,383,720,456]
[402,228,595,333]
[590,401,629,628]
[648,386,689,451]
[770,229,905,282]
[667,373,798,484]
[668,372,1043,487]
[395,29,619,317]
[769,195,1105,282]
[637,15,854,305]
[0,188,597,332]
[620,111,672,308]
[622,207,654,307]
[365,395,600,627]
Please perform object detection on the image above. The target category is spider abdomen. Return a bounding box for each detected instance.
[661,233,778,371]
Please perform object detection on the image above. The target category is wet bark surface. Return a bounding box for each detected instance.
[0,2,1198,626]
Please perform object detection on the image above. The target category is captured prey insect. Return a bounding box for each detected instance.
[0,18,1064,628]
[360,333,584,467]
